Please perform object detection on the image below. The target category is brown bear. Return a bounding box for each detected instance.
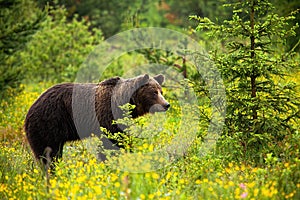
[24,74,170,167]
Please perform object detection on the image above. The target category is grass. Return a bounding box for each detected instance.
[1,139,299,199]
[0,77,300,199]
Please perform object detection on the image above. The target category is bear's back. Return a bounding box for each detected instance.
[99,77,121,86]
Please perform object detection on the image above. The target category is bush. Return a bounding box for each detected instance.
[0,0,45,105]
[19,5,103,83]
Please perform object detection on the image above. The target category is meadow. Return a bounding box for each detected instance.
[1,0,300,199]
[0,78,299,200]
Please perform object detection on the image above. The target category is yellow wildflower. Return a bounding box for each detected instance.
[228,181,235,187]
[140,194,146,200]
[152,172,160,180]
[114,182,121,188]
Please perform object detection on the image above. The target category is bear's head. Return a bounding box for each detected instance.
[130,74,170,117]
[111,74,170,119]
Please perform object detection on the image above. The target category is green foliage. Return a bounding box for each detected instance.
[100,100,201,172]
[19,5,103,83]
[37,0,233,39]
[271,0,300,51]
[163,0,232,28]
[1,0,300,199]
[0,0,45,104]
[38,0,150,38]
[192,0,300,163]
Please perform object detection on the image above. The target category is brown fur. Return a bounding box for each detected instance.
[24,74,169,166]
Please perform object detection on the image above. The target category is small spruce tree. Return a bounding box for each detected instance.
[192,0,300,162]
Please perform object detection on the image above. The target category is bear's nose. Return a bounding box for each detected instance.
[164,103,170,110]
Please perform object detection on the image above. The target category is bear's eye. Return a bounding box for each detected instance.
[154,91,158,95]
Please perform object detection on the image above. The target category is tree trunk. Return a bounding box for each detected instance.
[250,0,258,120]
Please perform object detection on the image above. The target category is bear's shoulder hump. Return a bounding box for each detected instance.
[99,77,121,86]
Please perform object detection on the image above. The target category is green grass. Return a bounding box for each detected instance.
[1,140,299,199]
[0,79,300,200]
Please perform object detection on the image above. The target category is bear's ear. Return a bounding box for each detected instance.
[135,74,149,87]
[153,74,164,85]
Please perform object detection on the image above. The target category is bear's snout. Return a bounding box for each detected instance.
[163,102,170,110]
[157,92,170,111]
[149,102,170,113]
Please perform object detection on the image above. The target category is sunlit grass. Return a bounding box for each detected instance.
[0,75,299,199]
[1,140,299,199]
[0,82,53,142]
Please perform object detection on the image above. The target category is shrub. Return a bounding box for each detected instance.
[19,4,103,83]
